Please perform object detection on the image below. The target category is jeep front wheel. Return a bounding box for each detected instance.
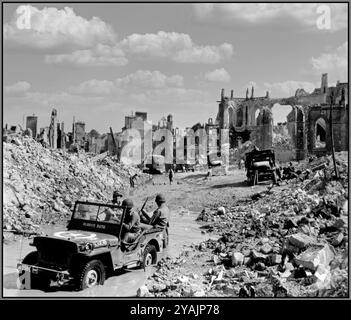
[141,244,157,268]
[77,260,105,290]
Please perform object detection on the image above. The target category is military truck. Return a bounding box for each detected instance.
[245,149,278,186]
[17,201,168,291]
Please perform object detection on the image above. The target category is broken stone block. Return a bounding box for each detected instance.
[242,248,251,257]
[284,218,298,229]
[332,233,344,246]
[313,264,331,283]
[213,255,220,265]
[287,233,316,249]
[260,237,270,244]
[260,243,273,254]
[333,217,347,230]
[255,283,274,297]
[182,288,193,297]
[177,275,189,284]
[222,284,238,295]
[231,252,244,266]
[270,254,282,265]
[294,244,335,271]
[151,283,167,293]
[137,285,150,297]
[285,262,295,271]
[255,262,266,271]
[239,285,255,297]
[217,207,226,215]
[244,257,252,266]
[251,250,267,261]
[193,289,206,297]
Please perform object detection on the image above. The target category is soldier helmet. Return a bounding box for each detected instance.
[122,198,134,209]
[155,194,166,203]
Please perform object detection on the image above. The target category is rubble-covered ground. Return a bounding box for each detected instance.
[3,134,150,237]
[140,152,348,297]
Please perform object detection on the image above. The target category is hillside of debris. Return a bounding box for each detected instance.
[3,134,150,236]
[140,152,348,297]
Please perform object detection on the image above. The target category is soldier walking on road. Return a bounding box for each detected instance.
[168,168,174,185]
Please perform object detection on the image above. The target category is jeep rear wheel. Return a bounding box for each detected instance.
[141,244,157,268]
[77,260,105,290]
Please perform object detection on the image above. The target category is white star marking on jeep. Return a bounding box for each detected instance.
[54,231,98,240]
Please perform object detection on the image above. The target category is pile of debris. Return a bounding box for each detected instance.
[141,152,348,297]
[3,134,150,236]
[272,133,293,150]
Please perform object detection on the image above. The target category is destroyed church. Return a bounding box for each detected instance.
[215,73,348,160]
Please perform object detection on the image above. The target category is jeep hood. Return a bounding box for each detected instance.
[36,229,119,246]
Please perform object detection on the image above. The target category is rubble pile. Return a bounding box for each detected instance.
[3,134,150,235]
[143,152,348,297]
[272,133,293,150]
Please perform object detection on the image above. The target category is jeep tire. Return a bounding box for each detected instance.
[141,244,157,268]
[77,260,105,290]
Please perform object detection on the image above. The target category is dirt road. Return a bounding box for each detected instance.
[3,168,265,297]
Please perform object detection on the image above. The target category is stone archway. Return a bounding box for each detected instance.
[236,107,244,127]
[315,117,327,149]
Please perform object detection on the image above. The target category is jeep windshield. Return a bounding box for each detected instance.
[68,201,126,236]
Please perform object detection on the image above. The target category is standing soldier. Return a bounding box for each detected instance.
[168,167,174,185]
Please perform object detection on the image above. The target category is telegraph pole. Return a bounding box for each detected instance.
[329,91,339,179]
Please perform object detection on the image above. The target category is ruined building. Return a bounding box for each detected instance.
[26,115,38,139]
[215,73,348,160]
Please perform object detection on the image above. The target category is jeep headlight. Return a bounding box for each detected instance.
[79,243,93,252]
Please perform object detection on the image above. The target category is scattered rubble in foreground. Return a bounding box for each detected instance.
[140,152,348,297]
[3,134,150,237]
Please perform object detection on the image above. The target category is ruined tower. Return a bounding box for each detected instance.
[26,115,37,139]
[321,73,328,94]
[49,108,57,148]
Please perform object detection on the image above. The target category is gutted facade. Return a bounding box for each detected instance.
[215,73,348,160]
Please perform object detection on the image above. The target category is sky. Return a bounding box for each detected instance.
[3,2,348,133]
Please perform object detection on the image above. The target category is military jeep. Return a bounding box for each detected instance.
[17,201,168,291]
[245,149,278,186]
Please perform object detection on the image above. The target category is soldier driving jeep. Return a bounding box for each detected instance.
[121,198,142,243]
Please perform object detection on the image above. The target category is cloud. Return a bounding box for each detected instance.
[44,30,233,66]
[4,81,31,96]
[69,79,117,95]
[45,44,128,66]
[311,42,348,82]
[4,6,234,66]
[115,70,184,88]
[263,80,317,97]
[204,68,231,82]
[68,70,184,97]
[193,3,347,31]
[120,31,233,64]
[4,5,116,50]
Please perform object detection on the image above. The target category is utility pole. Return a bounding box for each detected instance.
[329,91,339,179]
